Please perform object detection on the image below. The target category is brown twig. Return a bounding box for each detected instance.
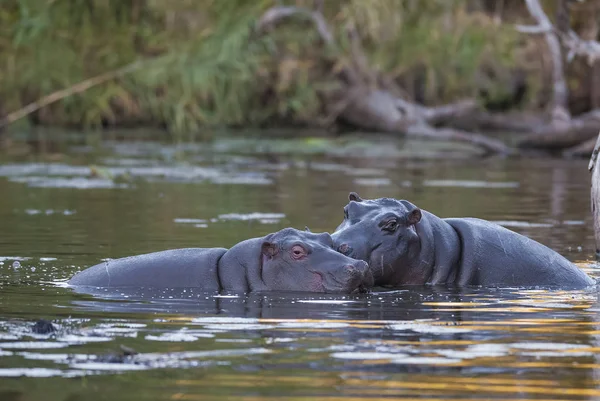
[256,6,334,45]
[405,124,512,156]
[0,60,145,129]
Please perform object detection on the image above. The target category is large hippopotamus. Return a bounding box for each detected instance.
[332,192,595,289]
[69,228,373,293]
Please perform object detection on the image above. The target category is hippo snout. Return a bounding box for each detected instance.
[343,260,373,292]
[345,260,368,274]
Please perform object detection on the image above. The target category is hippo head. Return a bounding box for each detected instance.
[332,192,423,286]
[260,228,373,293]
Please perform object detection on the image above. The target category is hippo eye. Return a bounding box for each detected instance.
[290,245,307,260]
[343,208,349,219]
[383,220,398,232]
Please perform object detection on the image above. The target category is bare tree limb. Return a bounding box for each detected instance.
[256,6,334,45]
[449,111,547,133]
[0,60,145,129]
[563,134,600,158]
[519,110,600,149]
[518,0,570,121]
[562,30,600,63]
[422,99,478,125]
[517,0,600,64]
[405,124,512,155]
[340,89,511,154]
[256,5,512,155]
[515,25,550,34]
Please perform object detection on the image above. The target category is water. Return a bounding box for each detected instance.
[1,134,600,400]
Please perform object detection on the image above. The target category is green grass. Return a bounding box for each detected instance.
[0,0,522,138]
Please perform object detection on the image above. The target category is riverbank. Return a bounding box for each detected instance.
[2,1,600,157]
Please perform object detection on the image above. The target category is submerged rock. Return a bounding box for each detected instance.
[31,320,56,335]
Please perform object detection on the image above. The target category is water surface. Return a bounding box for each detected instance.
[0,134,599,400]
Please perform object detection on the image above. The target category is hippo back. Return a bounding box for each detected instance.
[68,248,227,290]
[445,218,595,288]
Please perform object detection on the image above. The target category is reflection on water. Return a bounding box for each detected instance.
[1,136,600,400]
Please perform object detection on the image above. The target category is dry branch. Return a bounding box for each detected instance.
[339,89,510,154]
[517,1,600,64]
[515,0,600,152]
[256,6,334,45]
[450,111,546,133]
[422,100,478,125]
[0,60,145,129]
[405,124,511,155]
[564,135,599,158]
[257,5,512,155]
[516,0,570,121]
[519,110,600,149]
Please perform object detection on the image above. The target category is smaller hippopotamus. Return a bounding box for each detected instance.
[69,228,373,294]
[332,192,595,289]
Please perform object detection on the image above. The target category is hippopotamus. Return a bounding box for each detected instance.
[332,192,595,289]
[68,228,373,294]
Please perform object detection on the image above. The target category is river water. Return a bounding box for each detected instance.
[1,134,599,400]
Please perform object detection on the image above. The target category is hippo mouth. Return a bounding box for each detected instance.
[351,283,371,294]
[311,269,373,294]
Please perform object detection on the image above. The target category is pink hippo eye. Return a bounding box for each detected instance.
[291,245,307,260]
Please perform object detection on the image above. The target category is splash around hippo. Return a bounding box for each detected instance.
[69,228,373,294]
[332,192,595,289]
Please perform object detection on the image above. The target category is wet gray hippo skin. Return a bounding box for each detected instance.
[332,192,595,289]
[69,228,373,293]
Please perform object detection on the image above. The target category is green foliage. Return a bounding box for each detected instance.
[0,0,525,136]
[338,0,520,103]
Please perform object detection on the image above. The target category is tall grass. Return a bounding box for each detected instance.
[0,0,521,137]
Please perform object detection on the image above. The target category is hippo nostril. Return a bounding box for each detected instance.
[354,261,368,273]
[338,244,352,255]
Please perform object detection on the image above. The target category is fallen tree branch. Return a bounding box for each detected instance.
[518,110,600,149]
[449,111,546,133]
[422,99,478,125]
[0,60,145,130]
[256,6,512,156]
[256,6,334,46]
[564,135,600,158]
[339,89,511,154]
[405,124,511,155]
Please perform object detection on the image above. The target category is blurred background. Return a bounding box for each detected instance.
[0,0,599,156]
[0,0,597,260]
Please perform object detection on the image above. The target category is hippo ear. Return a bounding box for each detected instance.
[349,192,363,202]
[305,226,311,233]
[261,242,278,259]
[406,208,422,226]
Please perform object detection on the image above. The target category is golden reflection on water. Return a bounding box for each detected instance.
[171,371,600,400]
[162,288,600,400]
[173,397,579,401]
